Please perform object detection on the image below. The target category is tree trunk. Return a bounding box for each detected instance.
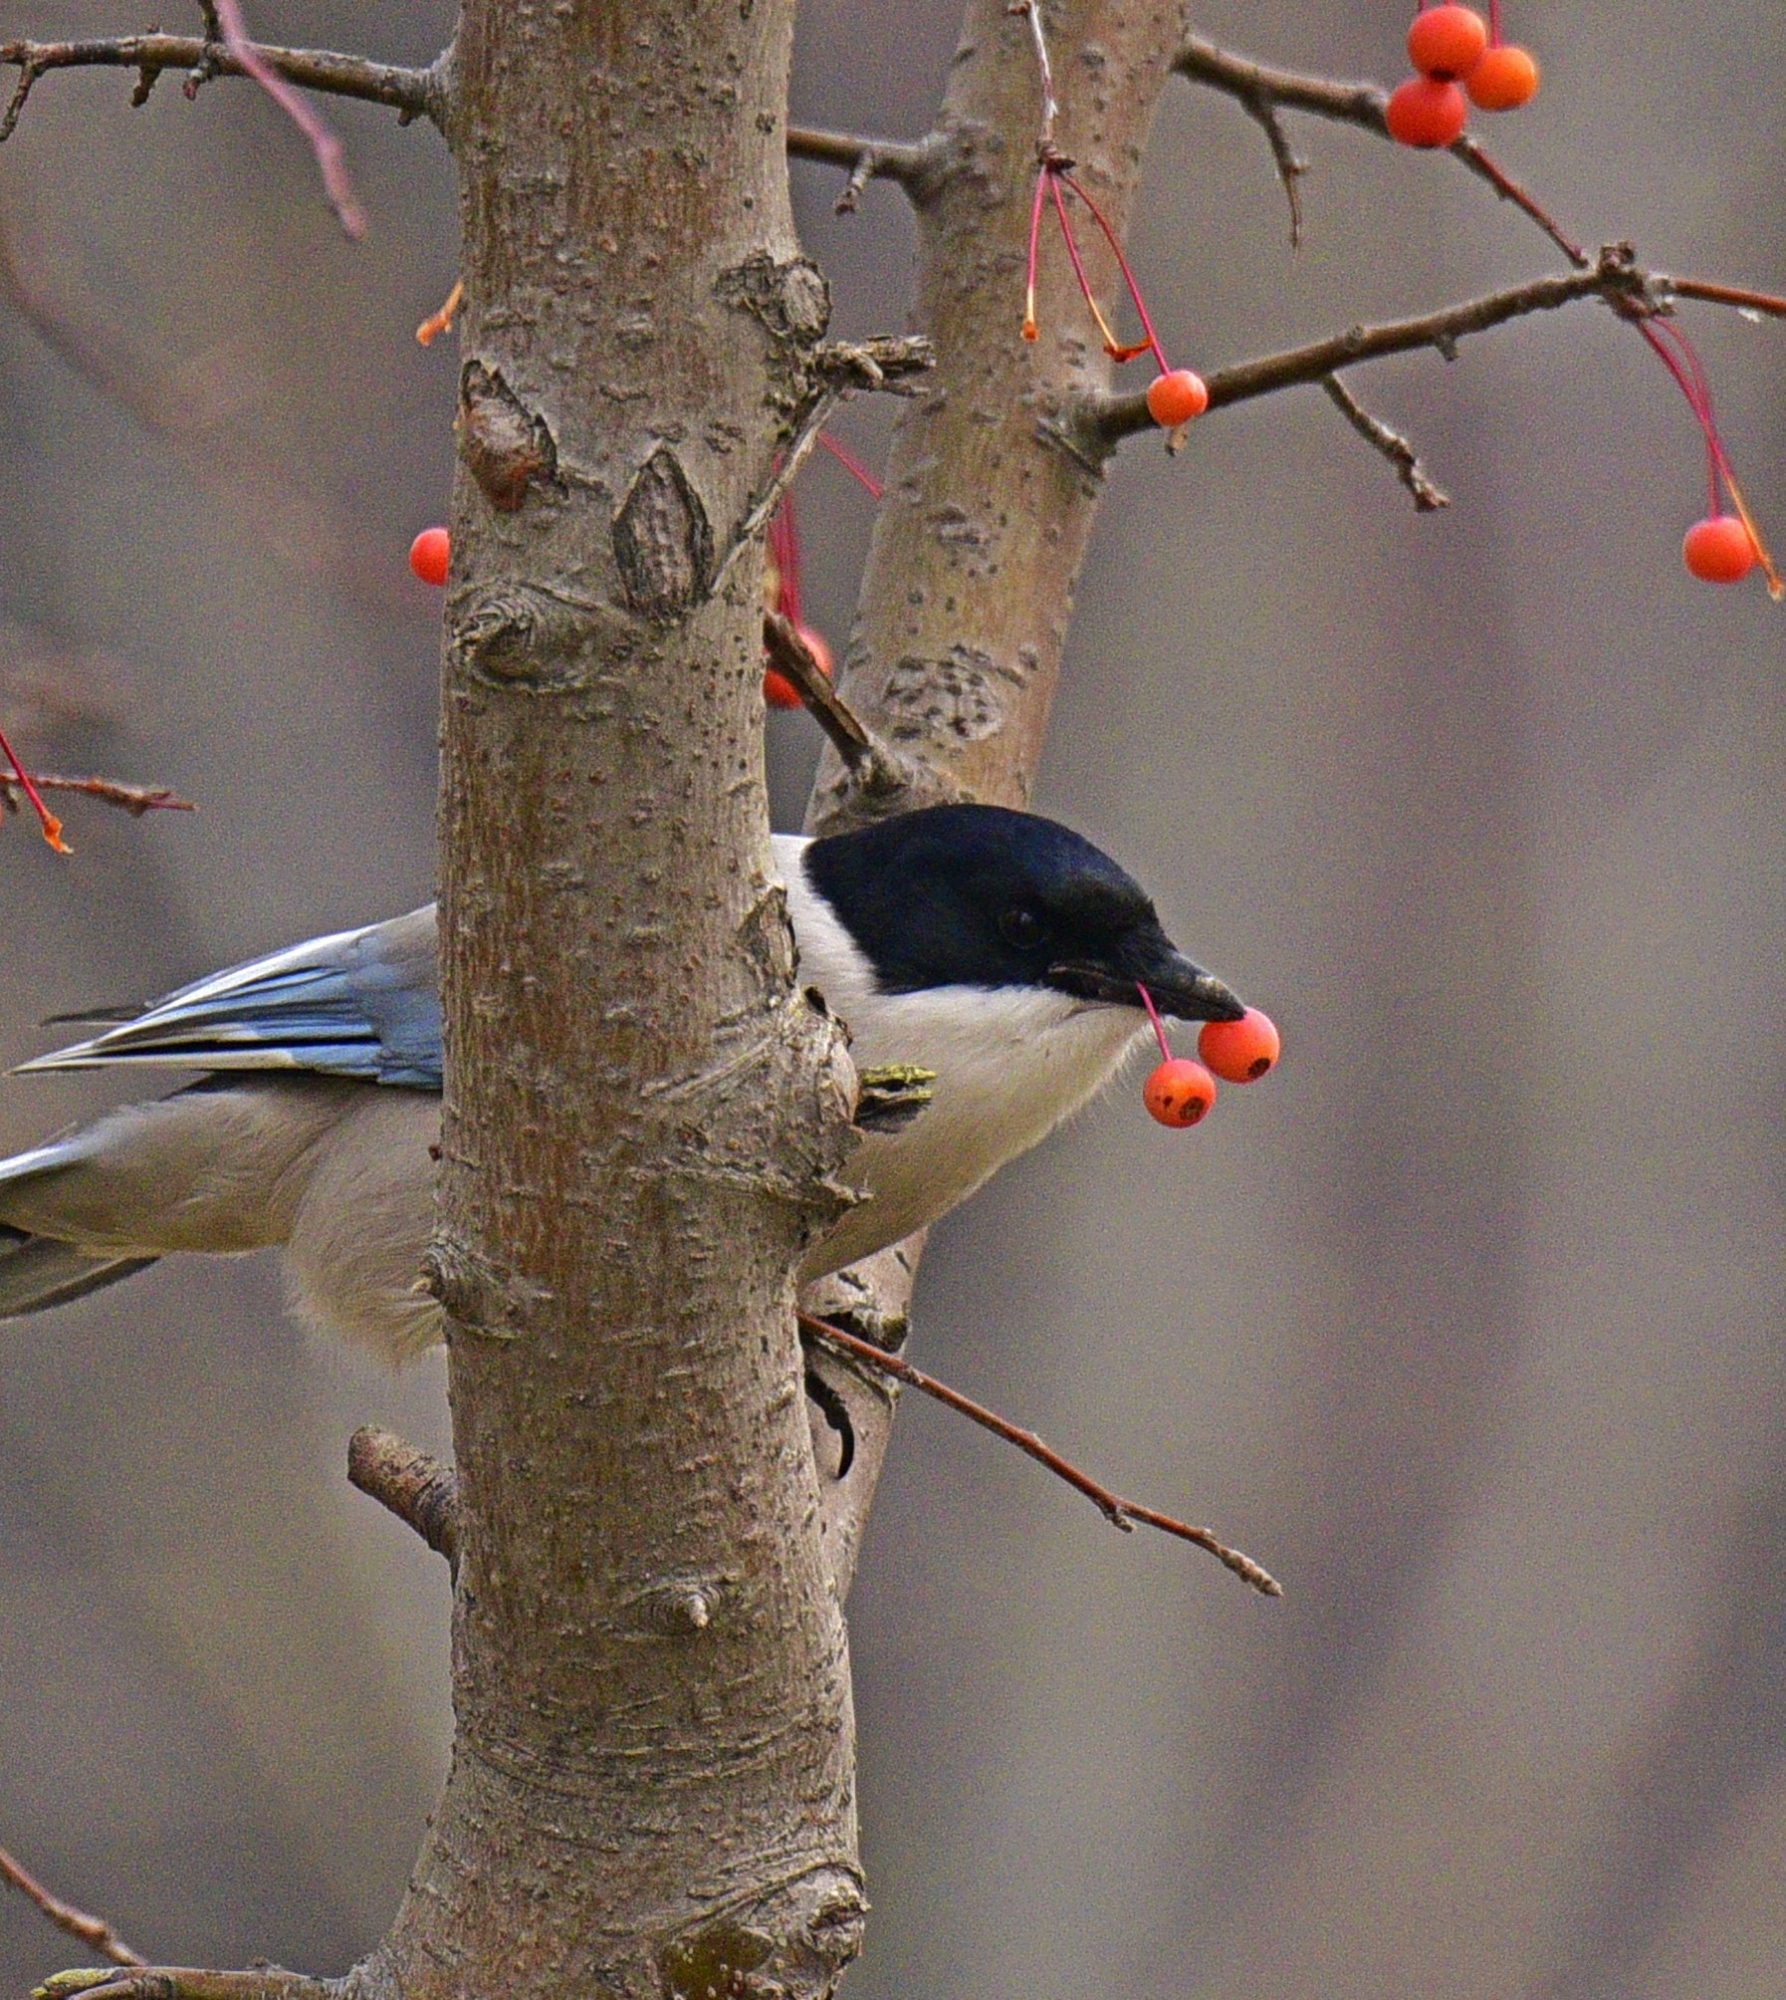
[369,4,866,1994]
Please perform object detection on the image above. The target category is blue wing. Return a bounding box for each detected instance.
[14,906,442,1088]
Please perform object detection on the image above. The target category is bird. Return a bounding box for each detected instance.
[0,803,1245,1362]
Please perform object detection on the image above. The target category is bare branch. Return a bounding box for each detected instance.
[0,33,444,142]
[797,1312,1282,1597]
[347,1426,459,1572]
[1241,93,1307,247]
[1,772,195,819]
[0,1846,145,1968]
[34,1969,331,2000]
[712,334,932,597]
[209,0,364,238]
[1321,373,1450,511]
[1663,274,1786,319]
[1084,245,1655,452]
[785,124,942,209]
[1450,133,1587,267]
[1175,32,1586,266]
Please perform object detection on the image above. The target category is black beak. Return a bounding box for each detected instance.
[1048,925,1245,1022]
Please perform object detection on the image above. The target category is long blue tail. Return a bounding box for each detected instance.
[0,1224,157,1318]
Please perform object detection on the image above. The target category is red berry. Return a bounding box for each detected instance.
[1143,1057,1217,1129]
[408,526,450,586]
[1407,4,1488,81]
[1464,42,1539,110]
[1683,514,1757,584]
[1145,368,1209,429]
[1385,74,1469,148]
[1197,1007,1281,1084]
[764,623,833,709]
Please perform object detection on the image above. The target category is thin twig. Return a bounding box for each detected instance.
[797,1311,1282,1597]
[1175,33,1585,266]
[0,1845,145,1967]
[1008,0,1057,145]
[1,772,194,818]
[1086,244,1655,450]
[785,125,938,204]
[34,1968,332,2000]
[0,34,443,140]
[1239,93,1307,248]
[712,335,931,600]
[1321,374,1450,510]
[1451,134,1587,267]
[1663,274,1786,320]
[347,1426,459,1572]
[763,613,912,800]
[208,0,364,237]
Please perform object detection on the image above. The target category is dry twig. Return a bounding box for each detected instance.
[797,1311,1281,1596]
[785,125,941,208]
[347,1426,459,1572]
[0,1845,145,1967]
[0,32,441,144]
[1321,374,1450,511]
[1,773,193,819]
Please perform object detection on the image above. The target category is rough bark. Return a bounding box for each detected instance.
[365,3,867,1995]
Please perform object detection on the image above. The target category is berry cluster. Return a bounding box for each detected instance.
[1137,984,1280,1131]
[1387,4,1539,150]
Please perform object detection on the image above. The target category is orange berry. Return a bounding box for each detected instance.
[1683,514,1757,584]
[1406,4,1488,80]
[1465,43,1539,111]
[1385,74,1469,148]
[1197,1007,1281,1084]
[408,526,450,586]
[764,623,832,708]
[1143,1057,1217,1129]
[1145,368,1209,429]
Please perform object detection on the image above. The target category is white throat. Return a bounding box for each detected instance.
[776,835,1148,1275]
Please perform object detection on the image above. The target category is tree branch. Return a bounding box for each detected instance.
[0,34,445,144]
[0,772,194,819]
[1321,373,1450,511]
[1082,245,1659,451]
[1174,32,1586,266]
[0,1846,144,1968]
[346,1427,459,1573]
[34,1970,331,2000]
[797,1313,1281,1597]
[785,126,943,211]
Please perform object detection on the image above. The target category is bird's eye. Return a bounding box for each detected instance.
[1000,906,1046,950]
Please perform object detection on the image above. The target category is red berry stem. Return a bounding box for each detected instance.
[1638,317,1783,594]
[1136,981,1175,1063]
[1023,164,1049,341]
[0,716,69,852]
[1056,168,1171,372]
[768,487,803,622]
[816,430,884,501]
[1046,169,1133,360]
[1488,0,1503,42]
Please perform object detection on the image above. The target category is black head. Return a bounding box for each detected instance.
[802,803,1243,1021]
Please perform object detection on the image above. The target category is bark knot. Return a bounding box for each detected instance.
[459,360,557,512]
[716,252,831,346]
[613,447,715,619]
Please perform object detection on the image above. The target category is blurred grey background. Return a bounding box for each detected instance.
[1,4,1783,1997]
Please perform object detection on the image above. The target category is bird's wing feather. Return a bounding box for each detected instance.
[14,907,442,1087]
